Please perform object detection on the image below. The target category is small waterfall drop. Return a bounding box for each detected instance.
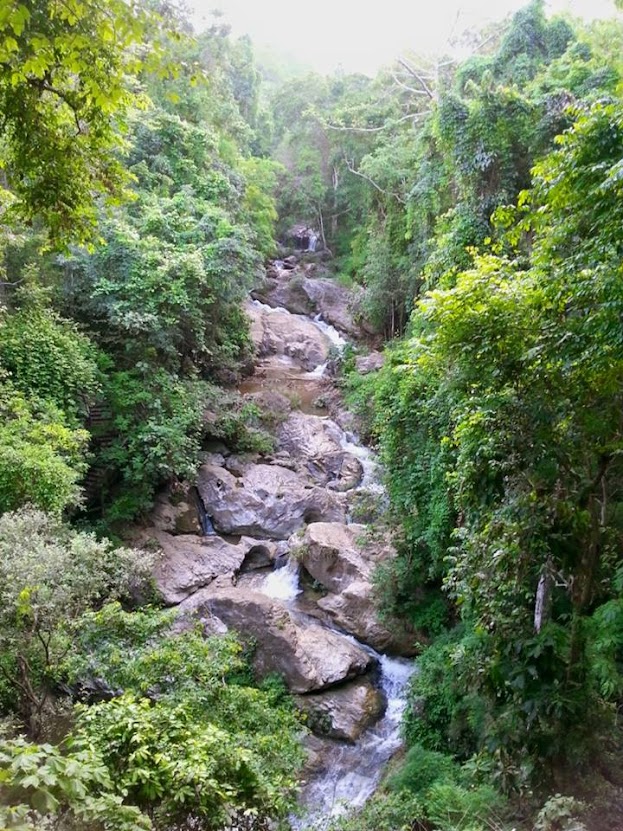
[312,314,348,352]
[192,487,216,535]
[295,649,415,829]
[308,232,318,252]
[261,559,302,602]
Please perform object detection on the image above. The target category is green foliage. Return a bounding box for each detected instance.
[0,301,101,420]
[97,368,208,522]
[423,781,506,831]
[0,735,150,831]
[0,378,88,514]
[385,745,460,796]
[64,603,303,829]
[92,372,273,523]
[534,795,587,831]
[74,693,300,829]
[404,631,483,760]
[62,110,259,378]
[240,156,282,257]
[366,90,623,790]
[326,790,424,831]
[0,0,172,245]
[0,508,152,732]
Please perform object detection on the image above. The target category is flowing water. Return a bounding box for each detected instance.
[261,563,414,829]
[297,652,413,827]
[243,287,414,828]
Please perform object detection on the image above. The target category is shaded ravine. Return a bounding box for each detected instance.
[246,289,414,827]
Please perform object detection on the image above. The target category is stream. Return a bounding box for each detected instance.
[243,291,414,827]
[262,562,413,828]
[150,261,415,829]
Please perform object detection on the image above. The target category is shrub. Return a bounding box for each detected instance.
[386,745,460,796]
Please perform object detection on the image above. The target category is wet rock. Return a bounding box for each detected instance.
[253,270,366,339]
[355,352,385,375]
[295,523,418,656]
[246,301,329,371]
[295,522,373,591]
[278,412,343,459]
[150,531,279,605]
[252,276,314,316]
[201,452,226,468]
[224,454,258,478]
[296,677,385,742]
[321,452,364,491]
[197,462,346,540]
[277,413,363,490]
[243,390,292,422]
[318,582,416,656]
[302,278,361,339]
[179,585,374,693]
[240,542,281,572]
[150,487,202,536]
[301,734,336,778]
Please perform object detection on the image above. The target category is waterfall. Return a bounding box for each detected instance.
[294,648,415,829]
[311,314,348,352]
[308,231,318,252]
[246,279,413,826]
[192,487,216,536]
[261,558,302,602]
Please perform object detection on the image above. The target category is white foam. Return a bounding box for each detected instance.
[261,559,301,602]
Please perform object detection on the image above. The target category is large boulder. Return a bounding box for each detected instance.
[295,522,373,591]
[149,487,202,535]
[278,412,343,460]
[179,585,374,693]
[278,413,363,490]
[355,352,385,375]
[245,301,329,371]
[318,582,416,656]
[253,267,366,340]
[294,523,418,656]
[302,278,361,339]
[197,462,346,540]
[252,275,314,316]
[296,677,385,742]
[150,531,279,605]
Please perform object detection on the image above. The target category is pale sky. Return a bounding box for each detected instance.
[190,0,618,75]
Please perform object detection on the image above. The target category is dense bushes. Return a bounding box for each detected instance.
[0,515,303,829]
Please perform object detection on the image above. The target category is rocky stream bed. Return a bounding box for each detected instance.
[139,256,416,826]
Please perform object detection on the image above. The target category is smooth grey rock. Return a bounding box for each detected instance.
[197,462,346,540]
[178,585,374,693]
[296,677,385,742]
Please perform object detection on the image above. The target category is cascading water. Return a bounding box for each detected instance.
[311,313,348,352]
[192,487,216,535]
[261,559,302,602]
[295,650,414,829]
[308,232,318,253]
[249,276,414,828]
[260,555,415,828]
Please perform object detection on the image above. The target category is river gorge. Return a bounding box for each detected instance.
[139,254,418,827]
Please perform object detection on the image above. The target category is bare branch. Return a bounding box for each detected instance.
[326,112,425,134]
[391,71,431,96]
[342,155,406,205]
[396,57,435,100]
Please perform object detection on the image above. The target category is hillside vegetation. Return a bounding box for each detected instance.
[2,1,623,830]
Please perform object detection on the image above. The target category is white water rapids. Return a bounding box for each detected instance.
[249,290,415,828]
[261,561,414,829]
